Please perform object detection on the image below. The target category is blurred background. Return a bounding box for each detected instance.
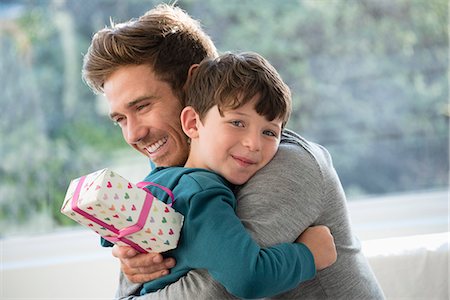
[1,1,448,299]
[0,0,448,237]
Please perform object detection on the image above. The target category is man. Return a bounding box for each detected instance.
[82,4,385,299]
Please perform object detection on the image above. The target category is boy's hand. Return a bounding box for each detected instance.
[296,225,337,271]
[112,245,176,283]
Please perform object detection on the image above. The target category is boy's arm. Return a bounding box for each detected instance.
[113,224,335,300]
[176,187,327,299]
[295,225,336,270]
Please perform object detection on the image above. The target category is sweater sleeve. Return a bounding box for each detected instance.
[235,141,325,247]
[182,185,316,299]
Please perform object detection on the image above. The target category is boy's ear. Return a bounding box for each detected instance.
[182,64,200,92]
[180,106,200,139]
[187,64,199,80]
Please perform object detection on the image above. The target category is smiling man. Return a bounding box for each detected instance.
[104,64,189,167]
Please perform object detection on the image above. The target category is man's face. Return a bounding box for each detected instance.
[104,64,189,167]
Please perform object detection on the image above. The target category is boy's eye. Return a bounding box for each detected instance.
[263,130,277,137]
[230,120,244,127]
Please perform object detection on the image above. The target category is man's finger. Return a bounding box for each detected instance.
[112,245,139,259]
[127,270,171,284]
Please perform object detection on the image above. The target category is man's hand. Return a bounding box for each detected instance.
[112,245,176,283]
[296,225,337,271]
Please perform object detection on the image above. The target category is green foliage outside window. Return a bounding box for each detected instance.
[0,0,447,237]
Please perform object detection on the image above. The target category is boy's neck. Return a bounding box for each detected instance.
[183,145,202,169]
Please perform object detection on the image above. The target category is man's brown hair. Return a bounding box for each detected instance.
[82,4,217,100]
[186,52,292,127]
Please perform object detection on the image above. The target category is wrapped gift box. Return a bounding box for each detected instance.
[61,168,184,253]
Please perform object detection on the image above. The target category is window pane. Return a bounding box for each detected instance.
[0,0,447,237]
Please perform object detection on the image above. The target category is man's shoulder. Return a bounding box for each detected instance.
[279,129,333,169]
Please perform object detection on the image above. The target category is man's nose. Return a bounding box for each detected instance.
[125,118,147,144]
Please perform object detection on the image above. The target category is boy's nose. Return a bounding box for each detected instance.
[242,132,261,152]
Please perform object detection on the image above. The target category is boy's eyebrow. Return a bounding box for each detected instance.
[108,95,157,120]
[267,120,282,131]
[227,111,248,117]
[228,111,281,124]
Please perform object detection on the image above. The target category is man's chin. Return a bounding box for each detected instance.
[133,144,188,167]
[135,148,151,159]
[148,151,175,167]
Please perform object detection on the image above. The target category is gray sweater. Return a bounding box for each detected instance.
[115,130,385,299]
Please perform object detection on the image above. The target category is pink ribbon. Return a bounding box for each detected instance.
[136,181,175,206]
[71,176,164,253]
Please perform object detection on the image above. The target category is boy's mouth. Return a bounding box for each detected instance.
[231,154,256,167]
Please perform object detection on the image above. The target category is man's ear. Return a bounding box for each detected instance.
[180,106,200,139]
[182,64,200,92]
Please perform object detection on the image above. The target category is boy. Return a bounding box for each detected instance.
[107,52,336,298]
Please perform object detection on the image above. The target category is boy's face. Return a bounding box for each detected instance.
[185,96,282,185]
[104,64,190,167]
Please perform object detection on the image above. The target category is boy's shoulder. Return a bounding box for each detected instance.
[182,167,230,188]
[152,166,232,192]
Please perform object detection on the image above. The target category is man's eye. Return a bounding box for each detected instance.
[113,117,125,127]
[137,104,149,111]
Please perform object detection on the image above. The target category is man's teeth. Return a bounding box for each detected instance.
[147,137,167,153]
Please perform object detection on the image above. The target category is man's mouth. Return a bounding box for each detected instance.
[144,136,168,154]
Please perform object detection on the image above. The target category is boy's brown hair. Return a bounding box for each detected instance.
[82,4,217,100]
[186,52,292,127]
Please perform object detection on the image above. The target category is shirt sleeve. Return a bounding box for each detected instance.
[181,185,316,299]
[100,237,114,247]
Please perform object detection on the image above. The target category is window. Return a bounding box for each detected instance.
[0,0,447,239]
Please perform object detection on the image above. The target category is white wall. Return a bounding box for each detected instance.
[1,190,448,299]
[1,230,119,299]
[364,232,449,300]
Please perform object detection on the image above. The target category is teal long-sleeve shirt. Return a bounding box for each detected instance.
[105,166,315,298]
